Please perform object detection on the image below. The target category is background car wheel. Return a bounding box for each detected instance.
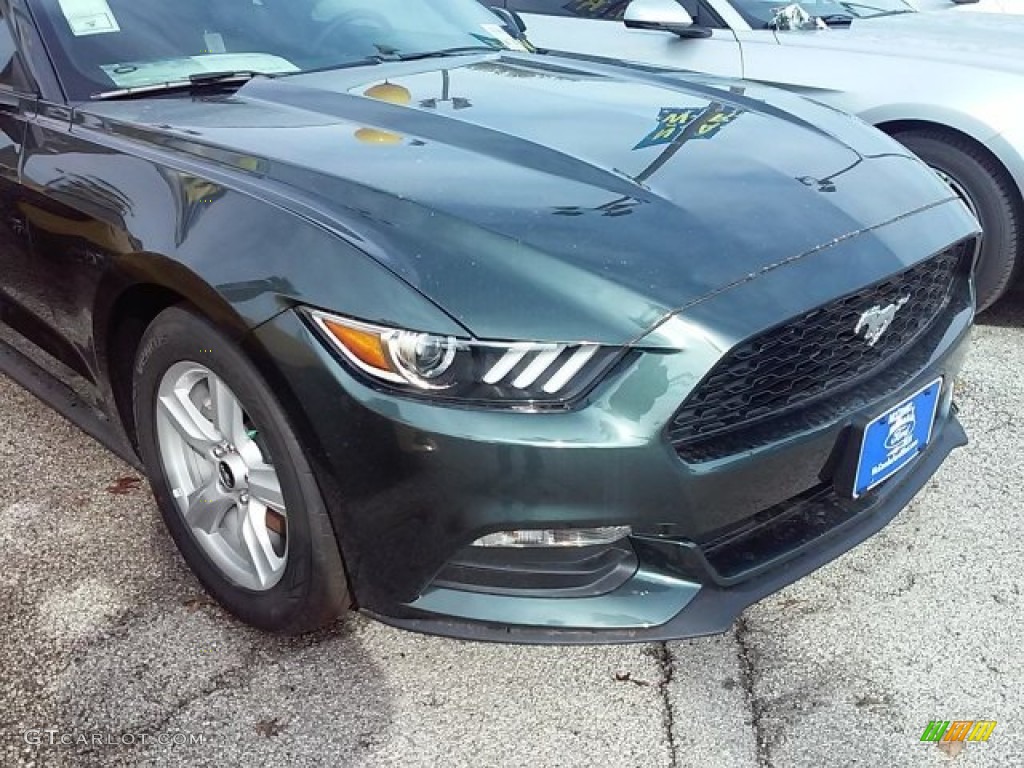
[893,129,1022,311]
[133,306,350,634]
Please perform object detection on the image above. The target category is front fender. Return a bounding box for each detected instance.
[23,120,470,349]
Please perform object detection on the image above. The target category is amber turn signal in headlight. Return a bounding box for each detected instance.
[306,310,621,406]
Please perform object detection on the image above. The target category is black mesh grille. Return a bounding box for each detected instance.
[669,245,967,449]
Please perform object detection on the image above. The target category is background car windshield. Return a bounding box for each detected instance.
[732,0,916,27]
[27,0,513,99]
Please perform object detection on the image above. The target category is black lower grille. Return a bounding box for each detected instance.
[699,485,849,582]
[669,243,969,453]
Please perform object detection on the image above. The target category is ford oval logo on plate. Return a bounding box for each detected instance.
[853,378,943,498]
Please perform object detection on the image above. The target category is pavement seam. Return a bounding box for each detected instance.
[142,654,261,731]
[735,617,772,768]
[653,642,680,768]
[109,622,348,743]
[59,623,280,766]
[61,660,256,767]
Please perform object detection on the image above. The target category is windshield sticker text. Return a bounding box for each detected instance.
[58,0,121,37]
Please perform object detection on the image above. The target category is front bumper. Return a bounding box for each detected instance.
[248,207,975,644]
[375,412,967,644]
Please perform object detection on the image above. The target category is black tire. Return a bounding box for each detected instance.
[133,305,350,634]
[893,129,1022,312]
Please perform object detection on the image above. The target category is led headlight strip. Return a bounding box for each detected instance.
[307,309,617,404]
[482,343,601,394]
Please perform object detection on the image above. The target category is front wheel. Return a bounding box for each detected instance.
[133,306,350,633]
[893,130,1021,311]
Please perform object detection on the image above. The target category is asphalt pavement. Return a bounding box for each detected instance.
[1,298,1021,768]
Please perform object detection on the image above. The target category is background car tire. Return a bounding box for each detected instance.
[893,129,1022,311]
[133,306,351,634]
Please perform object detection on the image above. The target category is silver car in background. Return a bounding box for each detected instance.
[913,0,1024,13]
[498,0,1024,309]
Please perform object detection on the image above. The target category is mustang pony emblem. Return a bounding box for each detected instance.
[855,296,910,346]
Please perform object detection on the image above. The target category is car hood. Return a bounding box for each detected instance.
[80,53,958,344]
[779,11,1024,73]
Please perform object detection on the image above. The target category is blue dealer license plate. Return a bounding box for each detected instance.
[854,378,942,498]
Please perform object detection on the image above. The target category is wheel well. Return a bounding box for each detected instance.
[878,118,1024,293]
[878,118,978,145]
[105,284,187,446]
[877,119,1023,203]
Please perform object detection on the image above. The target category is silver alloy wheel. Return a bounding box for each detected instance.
[933,166,984,261]
[155,362,288,591]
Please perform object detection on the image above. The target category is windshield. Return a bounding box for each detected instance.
[731,0,916,27]
[27,0,517,100]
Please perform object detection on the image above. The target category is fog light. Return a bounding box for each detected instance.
[471,526,632,548]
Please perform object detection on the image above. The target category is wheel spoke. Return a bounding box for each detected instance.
[156,361,289,592]
[240,501,286,587]
[210,375,246,447]
[248,464,285,512]
[184,481,236,534]
[159,388,220,456]
[237,435,264,468]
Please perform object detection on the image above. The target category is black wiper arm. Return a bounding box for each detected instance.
[387,46,504,63]
[278,55,389,77]
[91,70,275,101]
[188,70,266,85]
[252,49,500,81]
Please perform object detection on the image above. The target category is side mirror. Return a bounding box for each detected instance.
[623,0,711,38]
[490,7,529,39]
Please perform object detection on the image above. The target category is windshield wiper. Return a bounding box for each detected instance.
[91,70,276,101]
[836,2,913,18]
[278,48,496,79]
[382,46,504,63]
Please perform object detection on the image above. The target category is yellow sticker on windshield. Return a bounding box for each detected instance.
[58,0,121,36]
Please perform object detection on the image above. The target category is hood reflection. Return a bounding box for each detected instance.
[355,81,412,145]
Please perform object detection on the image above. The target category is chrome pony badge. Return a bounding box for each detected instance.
[855,296,910,346]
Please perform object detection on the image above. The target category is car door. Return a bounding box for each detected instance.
[0,0,145,390]
[501,0,746,78]
[499,0,869,117]
[0,2,47,350]
[0,0,111,385]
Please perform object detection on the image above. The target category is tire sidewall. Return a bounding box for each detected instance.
[133,306,345,631]
[897,132,1019,310]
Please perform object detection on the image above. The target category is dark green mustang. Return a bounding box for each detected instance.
[0,0,977,641]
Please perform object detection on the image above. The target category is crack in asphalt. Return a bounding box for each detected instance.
[80,614,348,742]
[61,648,265,767]
[141,653,261,734]
[735,618,772,768]
[47,603,300,766]
[653,642,680,768]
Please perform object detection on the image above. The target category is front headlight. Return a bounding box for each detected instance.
[307,310,622,406]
